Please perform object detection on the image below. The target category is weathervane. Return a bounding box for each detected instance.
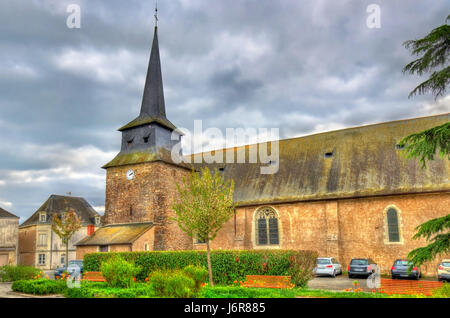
[154,0,158,27]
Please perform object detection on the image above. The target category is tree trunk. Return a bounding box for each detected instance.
[206,239,214,287]
[65,241,69,269]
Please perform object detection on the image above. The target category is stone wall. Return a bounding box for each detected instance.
[132,227,154,251]
[0,217,18,265]
[204,192,449,276]
[18,226,36,266]
[76,245,98,260]
[104,161,193,251]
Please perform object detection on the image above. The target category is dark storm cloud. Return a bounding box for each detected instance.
[0,0,449,221]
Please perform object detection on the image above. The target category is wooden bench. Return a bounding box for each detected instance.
[379,278,443,295]
[243,275,293,289]
[82,272,106,282]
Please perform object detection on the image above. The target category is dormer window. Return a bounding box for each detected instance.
[39,212,47,223]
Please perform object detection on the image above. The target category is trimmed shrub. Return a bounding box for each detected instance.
[148,269,196,298]
[182,265,208,292]
[65,282,155,298]
[199,286,298,298]
[11,279,66,295]
[100,256,140,288]
[84,250,317,285]
[0,265,41,282]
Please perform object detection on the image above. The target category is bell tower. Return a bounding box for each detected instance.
[101,25,192,251]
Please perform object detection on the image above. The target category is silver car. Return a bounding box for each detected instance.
[314,257,343,277]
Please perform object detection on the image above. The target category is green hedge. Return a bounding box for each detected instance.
[11,279,67,295]
[199,286,299,298]
[65,282,155,298]
[84,250,317,286]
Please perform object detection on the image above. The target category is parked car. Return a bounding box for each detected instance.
[313,257,343,277]
[437,259,450,282]
[391,259,421,280]
[55,260,84,279]
[348,258,377,278]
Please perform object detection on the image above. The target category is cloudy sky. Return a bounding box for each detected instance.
[0,0,449,223]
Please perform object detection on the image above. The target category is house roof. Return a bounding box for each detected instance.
[0,207,19,219]
[189,113,450,206]
[20,195,100,228]
[75,222,153,246]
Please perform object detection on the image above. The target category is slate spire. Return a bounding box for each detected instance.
[140,26,166,118]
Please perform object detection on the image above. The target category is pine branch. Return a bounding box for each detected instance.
[399,121,450,168]
[402,15,450,99]
[408,232,450,266]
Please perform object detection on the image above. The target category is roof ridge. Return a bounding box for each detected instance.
[186,112,450,157]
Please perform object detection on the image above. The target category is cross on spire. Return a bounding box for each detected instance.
[154,0,158,27]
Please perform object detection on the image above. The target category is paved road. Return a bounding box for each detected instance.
[308,274,439,291]
[308,274,372,291]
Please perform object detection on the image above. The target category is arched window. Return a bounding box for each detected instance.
[256,207,279,245]
[387,208,400,242]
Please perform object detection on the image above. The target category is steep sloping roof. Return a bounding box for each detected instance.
[0,207,19,219]
[189,113,450,206]
[75,222,153,246]
[20,195,100,228]
[119,27,176,132]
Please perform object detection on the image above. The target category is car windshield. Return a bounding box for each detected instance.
[317,259,331,265]
[395,260,412,266]
[442,262,450,267]
[351,259,368,265]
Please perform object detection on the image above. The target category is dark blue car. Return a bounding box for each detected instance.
[391,259,421,280]
[55,260,84,279]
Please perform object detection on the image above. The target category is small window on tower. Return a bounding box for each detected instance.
[324,151,334,158]
[130,206,133,216]
[143,135,150,143]
[127,138,134,146]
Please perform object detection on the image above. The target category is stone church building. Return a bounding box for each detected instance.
[76,27,450,275]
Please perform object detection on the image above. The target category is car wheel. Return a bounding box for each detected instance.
[332,270,336,278]
[348,274,353,279]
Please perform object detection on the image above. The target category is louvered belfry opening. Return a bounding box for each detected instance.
[256,207,279,245]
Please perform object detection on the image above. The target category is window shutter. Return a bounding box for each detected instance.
[258,218,268,245]
[268,218,279,245]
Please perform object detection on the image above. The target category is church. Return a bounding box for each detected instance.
[75,26,450,275]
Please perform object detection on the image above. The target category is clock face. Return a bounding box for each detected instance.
[126,169,135,180]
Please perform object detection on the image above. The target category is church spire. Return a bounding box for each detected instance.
[119,21,177,132]
[140,26,166,118]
